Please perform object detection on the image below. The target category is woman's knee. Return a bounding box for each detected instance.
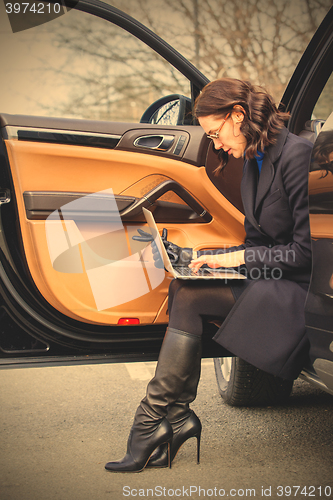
[169,281,203,312]
[168,280,191,312]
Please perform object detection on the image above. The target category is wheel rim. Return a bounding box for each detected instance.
[220,357,232,382]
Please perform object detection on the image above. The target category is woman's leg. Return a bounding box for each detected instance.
[105,326,202,472]
[105,280,235,472]
[168,278,236,334]
[147,279,235,467]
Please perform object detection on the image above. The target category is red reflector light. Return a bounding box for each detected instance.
[117,318,140,325]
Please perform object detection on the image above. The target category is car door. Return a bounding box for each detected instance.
[282,6,333,394]
[0,0,245,363]
[305,112,333,395]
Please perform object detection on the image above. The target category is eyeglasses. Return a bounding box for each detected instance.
[206,113,230,140]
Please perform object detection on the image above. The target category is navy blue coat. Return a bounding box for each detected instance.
[213,128,313,380]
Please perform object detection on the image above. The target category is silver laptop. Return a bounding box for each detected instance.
[142,207,246,280]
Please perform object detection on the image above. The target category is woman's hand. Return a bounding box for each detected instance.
[188,250,245,273]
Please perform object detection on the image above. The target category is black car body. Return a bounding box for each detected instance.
[0,0,332,405]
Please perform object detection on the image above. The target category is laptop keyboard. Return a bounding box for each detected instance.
[175,266,238,277]
[175,267,203,276]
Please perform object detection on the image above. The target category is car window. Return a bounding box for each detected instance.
[107,0,332,103]
[0,7,190,121]
[1,1,330,120]
[313,73,333,121]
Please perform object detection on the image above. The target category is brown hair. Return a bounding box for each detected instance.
[194,77,290,173]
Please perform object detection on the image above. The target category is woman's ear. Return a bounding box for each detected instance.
[232,105,245,123]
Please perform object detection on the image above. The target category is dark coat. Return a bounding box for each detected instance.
[213,128,313,380]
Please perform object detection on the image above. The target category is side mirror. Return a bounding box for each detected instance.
[140,94,193,126]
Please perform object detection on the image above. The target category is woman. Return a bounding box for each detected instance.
[105,78,313,472]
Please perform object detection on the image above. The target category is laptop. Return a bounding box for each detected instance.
[142,207,246,280]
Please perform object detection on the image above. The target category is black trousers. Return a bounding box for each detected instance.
[167,279,237,336]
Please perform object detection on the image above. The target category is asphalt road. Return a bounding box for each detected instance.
[0,359,332,500]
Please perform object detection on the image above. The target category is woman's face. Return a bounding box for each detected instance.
[198,113,247,159]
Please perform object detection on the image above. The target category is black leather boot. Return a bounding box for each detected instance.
[104,406,172,472]
[105,328,202,473]
[146,339,202,468]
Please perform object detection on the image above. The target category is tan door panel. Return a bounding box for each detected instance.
[5,139,245,325]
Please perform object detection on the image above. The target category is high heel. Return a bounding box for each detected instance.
[105,328,201,473]
[196,428,201,464]
[147,329,202,469]
[147,410,201,468]
[105,416,172,472]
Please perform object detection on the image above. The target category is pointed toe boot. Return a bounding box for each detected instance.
[147,338,202,468]
[105,328,202,473]
[105,415,172,472]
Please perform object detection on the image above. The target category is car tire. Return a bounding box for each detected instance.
[213,357,294,406]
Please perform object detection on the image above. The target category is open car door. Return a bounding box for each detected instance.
[0,0,245,365]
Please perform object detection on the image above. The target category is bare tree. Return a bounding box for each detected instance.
[43,0,331,121]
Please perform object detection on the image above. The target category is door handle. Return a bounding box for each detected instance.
[134,135,175,151]
[120,179,212,222]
